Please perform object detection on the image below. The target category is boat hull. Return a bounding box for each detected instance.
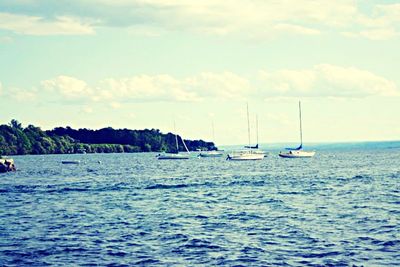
[157,154,189,160]
[198,151,223,158]
[279,150,315,158]
[227,152,264,161]
[61,160,80,164]
[251,150,266,156]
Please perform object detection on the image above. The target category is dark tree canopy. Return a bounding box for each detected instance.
[0,120,216,155]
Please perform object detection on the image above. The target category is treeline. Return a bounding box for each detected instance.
[0,120,216,156]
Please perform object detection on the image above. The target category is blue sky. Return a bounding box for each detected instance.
[1,0,400,145]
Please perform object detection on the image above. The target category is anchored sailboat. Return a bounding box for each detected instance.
[244,115,265,156]
[157,123,190,160]
[279,101,315,158]
[244,115,258,149]
[199,121,223,158]
[227,104,264,161]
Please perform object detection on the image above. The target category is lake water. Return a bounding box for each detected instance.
[1,148,399,266]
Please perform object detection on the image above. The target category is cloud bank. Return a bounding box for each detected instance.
[258,64,399,98]
[0,1,399,39]
[0,13,94,35]
[36,65,399,106]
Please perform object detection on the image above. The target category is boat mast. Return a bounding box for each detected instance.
[212,120,215,144]
[299,101,303,147]
[174,121,179,153]
[247,103,251,149]
[256,115,259,146]
[182,138,190,154]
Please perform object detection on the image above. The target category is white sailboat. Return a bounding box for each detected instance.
[157,123,190,160]
[244,115,266,156]
[199,121,223,158]
[226,151,264,161]
[279,101,315,158]
[227,104,264,161]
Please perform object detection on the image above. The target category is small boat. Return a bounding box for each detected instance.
[198,121,223,158]
[226,151,264,161]
[244,115,260,149]
[279,101,315,158]
[279,150,315,158]
[157,122,190,160]
[61,160,80,164]
[157,153,190,160]
[199,150,224,157]
[227,104,264,161]
[243,115,267,157]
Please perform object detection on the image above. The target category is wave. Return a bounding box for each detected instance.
[144,183,192,190]
[0,182,132,194]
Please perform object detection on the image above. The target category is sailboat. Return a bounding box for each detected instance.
[157,123,190,160]
[227,104,264,161]
[244,115,266,156]
[279,101,315,158]
[199,121,223,158]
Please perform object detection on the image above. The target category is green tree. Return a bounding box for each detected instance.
[10,119,23,130]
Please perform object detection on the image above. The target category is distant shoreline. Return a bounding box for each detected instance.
[0,120,215,156]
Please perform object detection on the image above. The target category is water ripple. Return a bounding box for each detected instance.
[0,151,399,266]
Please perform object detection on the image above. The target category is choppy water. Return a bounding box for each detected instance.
[1,149,399,266]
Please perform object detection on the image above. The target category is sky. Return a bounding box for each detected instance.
[1,0,400,145]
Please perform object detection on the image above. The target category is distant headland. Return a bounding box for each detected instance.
[0,120,216,156]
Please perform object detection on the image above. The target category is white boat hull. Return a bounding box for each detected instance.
[157,153,189,160]
[279,150,315,158]
[251,150,266,156]
[227,152,264,161]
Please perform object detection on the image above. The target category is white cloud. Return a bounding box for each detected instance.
[99,75,199,102]
[38,66,399,106]
[258,64,399,98]
[344,3,400,40]
[259,69,316,94]
[42,76,93,98]
[124,0,337,38]
[40,72,250,104]
[375,4,400,23]
[95,0,399,39]
[0,13,95,35]
[9,87,37,102]
[2,1,400,39]
[95,72,248,102]
[0,82,38,101]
